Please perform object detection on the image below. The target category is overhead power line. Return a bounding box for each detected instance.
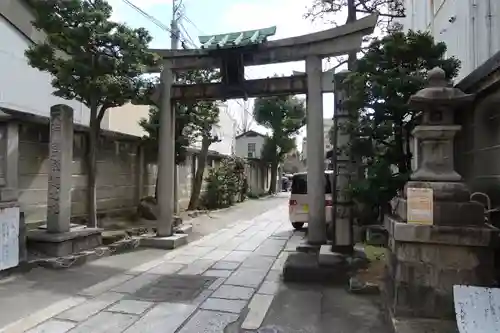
[119,0,190,49]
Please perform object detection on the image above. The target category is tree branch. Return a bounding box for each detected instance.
[356,8,405,17]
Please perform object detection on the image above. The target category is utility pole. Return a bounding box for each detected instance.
[171,0,180,215]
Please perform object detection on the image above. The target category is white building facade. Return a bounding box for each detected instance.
[235,130,266,160]
[398,0,500,81]
[0,0,90,125]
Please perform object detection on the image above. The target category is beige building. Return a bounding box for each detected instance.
[103,103,149,137]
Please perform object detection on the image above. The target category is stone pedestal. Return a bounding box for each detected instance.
[27,227,103,257]
[385,216,499,319]
[27,104,102,257]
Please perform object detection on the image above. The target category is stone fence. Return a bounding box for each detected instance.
[0,108,270,229]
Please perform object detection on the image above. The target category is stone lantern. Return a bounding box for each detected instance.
[402,66,484,226]
[384,67,500,324]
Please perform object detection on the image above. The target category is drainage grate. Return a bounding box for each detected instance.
[130,274,216,302]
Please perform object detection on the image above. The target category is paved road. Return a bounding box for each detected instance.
[0,194,389,332]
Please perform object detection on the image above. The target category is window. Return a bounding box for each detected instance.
[291,173,333,195]
[248,143,256,153]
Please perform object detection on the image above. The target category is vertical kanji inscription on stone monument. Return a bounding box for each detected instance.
[47,104,74,234]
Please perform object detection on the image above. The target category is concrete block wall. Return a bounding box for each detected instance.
[16,121,269,227]
[18,122,140,226]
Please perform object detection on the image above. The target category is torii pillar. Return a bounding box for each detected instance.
[157,60,175,237]
[306,56,326,245]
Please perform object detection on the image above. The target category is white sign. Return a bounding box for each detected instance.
[0,206,20,271]
[407,187,433,225]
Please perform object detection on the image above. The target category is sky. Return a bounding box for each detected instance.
[107,0,347,147]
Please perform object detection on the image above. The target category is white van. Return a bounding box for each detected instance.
[288,170,333,229]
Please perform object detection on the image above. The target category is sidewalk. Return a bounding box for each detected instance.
[0,194,389,332]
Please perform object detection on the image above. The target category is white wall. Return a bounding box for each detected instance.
[398,0,500,81]
[0,16,90,125]
[235,135,265,159]
[210,103,237,156]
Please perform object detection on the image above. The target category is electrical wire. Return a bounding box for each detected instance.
[179,23,197,48]
[119,0,192,49]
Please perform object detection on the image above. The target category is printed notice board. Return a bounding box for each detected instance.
[406,187,433,225]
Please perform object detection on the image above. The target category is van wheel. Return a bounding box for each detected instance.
[292,222,304,230]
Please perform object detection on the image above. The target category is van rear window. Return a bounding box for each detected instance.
[291,174,332,194]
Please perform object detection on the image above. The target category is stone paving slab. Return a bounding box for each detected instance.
[203,269,233,278]
[177,310,240,333]
[178,259,214,275]
[211,261,240,270]
[200,298,248,313]
[107,300,154,315]
[56,292,124,322]
[25,320,76,333]
[122,303,197,333]
[242,294,275,330]
[211,285,255,300]
[147,262,184,275]
[223,251,252,262]
[69,312,138,333]
[111,274,161,294]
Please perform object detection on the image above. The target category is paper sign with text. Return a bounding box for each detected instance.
[406,187,433,225]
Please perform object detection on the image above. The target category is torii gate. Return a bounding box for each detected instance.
[149,14,377,246]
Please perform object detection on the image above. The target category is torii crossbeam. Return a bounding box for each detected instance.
[145,14,377,246]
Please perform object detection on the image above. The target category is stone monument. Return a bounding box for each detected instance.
[27,105,102,257]
[385,68,500,325]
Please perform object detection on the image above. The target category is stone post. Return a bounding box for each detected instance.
[306,55,326,245]
[332,71,354,252]
[47,104,74,234]
[157,60,175,237]
[385,67,499,322]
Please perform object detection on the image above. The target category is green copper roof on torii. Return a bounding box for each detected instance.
[198,27,277,49]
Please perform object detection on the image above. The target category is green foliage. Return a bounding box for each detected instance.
[139,69,220,164]
[25,0,158,226]
[138,105,194,164]
[201,157,247,209]
[25,0,158,121]
[254,95,305,193]
[345,30,461,210]
[254,96,304,161]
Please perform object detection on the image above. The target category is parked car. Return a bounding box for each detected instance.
[288,170,333,229]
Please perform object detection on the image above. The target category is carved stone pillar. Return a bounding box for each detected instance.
[47,104,74,234]
[332,70,354,252]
